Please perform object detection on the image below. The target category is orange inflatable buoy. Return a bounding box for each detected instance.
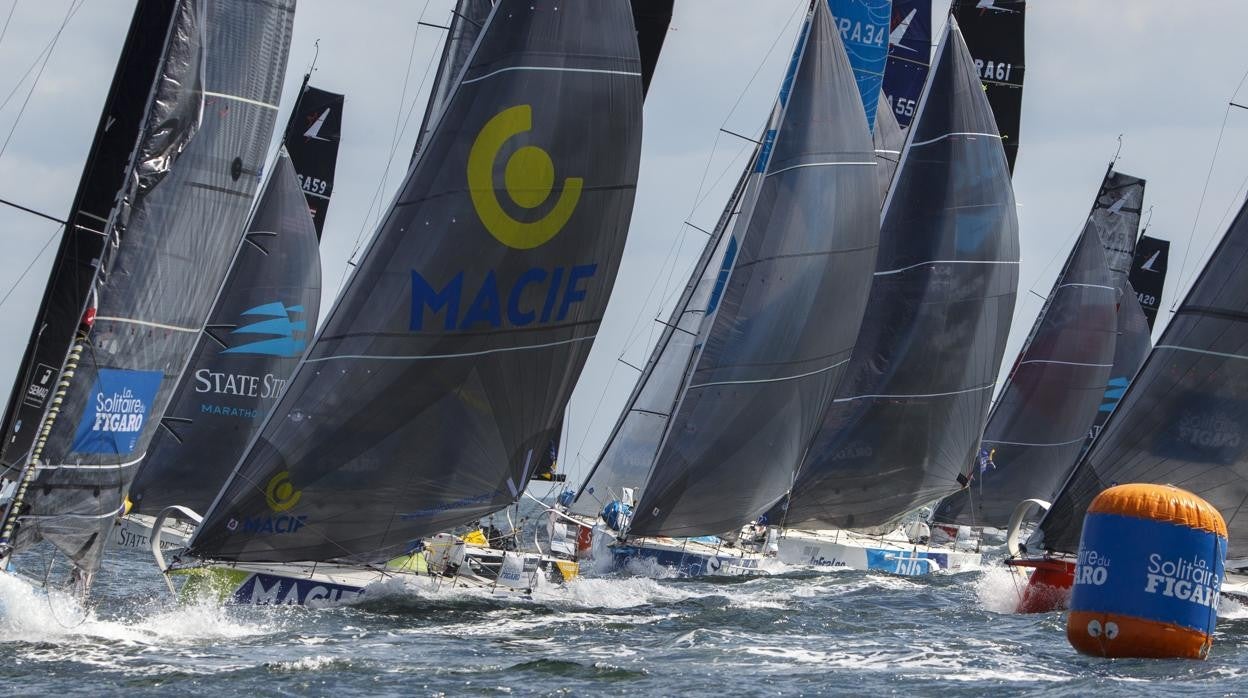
[1067,484,1227,659]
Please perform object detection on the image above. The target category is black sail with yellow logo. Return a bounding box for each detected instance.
[128,150,321,517]
[188,0,643,563]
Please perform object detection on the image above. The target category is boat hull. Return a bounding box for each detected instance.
[609,537,769,578]
[109,513,193,552]
[777,528,980,576]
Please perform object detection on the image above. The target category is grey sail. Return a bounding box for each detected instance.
[570,157,753,518]
[1086,278,1153,443]
[1032,194,1248,558]
[128,151,320,516]
[776,17,1020,531]
[187,0,644,564]
[872,87,903,199]
[0,0,294,581]
[629,0,881,537]
[932,222,1117,528]
[1090,169,1145,285]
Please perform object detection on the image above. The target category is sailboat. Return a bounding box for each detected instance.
[1009,188,1248,609]
[145,0,647,606]
[881,0,931,128]
[931,172,1128,534]
[560,0,881,578]
[0,0,296,595]
[111,79,343,554]
[768,15,1020,576]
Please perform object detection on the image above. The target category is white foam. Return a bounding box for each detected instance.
[974,565,1029,614]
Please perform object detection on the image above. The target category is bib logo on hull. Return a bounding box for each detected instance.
[71,368,163,455]
[467,104,582,250]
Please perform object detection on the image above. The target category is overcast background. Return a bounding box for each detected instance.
[0,0,1246,489]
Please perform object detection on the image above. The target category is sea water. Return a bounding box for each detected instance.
[3,545,1248,695]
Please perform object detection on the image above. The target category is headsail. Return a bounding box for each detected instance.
[1128,234,1169,330]
[882,0,930,128]
[570,154,754,518]
[1032,194,1248,558]
[776,16,1020,531]
[188,0,644,564]
[283,85,344,238]
[128,151,320,517]
[0,1,179,476]
[933,223,1117,528]
[629,0,881,537]
[827,0,890,131]
[950,0,1026,173]
[0,0,295,582]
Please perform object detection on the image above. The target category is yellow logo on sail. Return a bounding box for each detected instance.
[467,105,582,249]
[265,471,301,513]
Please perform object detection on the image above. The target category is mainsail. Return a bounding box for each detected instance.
[1128,234,1170,330]
[950,0,1026,173]
[414,0,494,159]
[187,0,644,564]
[882,0,930,128]
[777,17,1020,531]
[128,150,321,517]
[0,1,178,475]
[1032,194,1248,558]
[933,223,1117,528]
[0,0,295,582]
[1086,277,1152,442]
[283,85,344,238]
[628,0,881,537]
[827,0,890,131]
[1089,169,1146,283]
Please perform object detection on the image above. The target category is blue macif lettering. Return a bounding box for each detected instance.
[540,267,565,323]
[460,270,503,329]
[558,264,597,321]
[507,267,547,326]
[410,270,463,330]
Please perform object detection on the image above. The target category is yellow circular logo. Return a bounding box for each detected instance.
[467,105,582,250]
[265,471,301,512]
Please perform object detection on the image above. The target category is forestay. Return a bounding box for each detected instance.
[1032,194,1248,559]
[629,0,880,537]
[189,0,644,563]
[0,0,294,582]
[777,17,1019,531]
[128,151,321,517]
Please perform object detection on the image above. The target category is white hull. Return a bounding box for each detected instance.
[777,527,980,575]
[109,514,193,552]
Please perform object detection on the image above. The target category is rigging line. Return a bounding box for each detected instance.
[0,221,60,312]
[0,0,14,53]
[0,0,84,163]
[342,0,433,284]
[0,195,66,224]
[1172,65,1248,311]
